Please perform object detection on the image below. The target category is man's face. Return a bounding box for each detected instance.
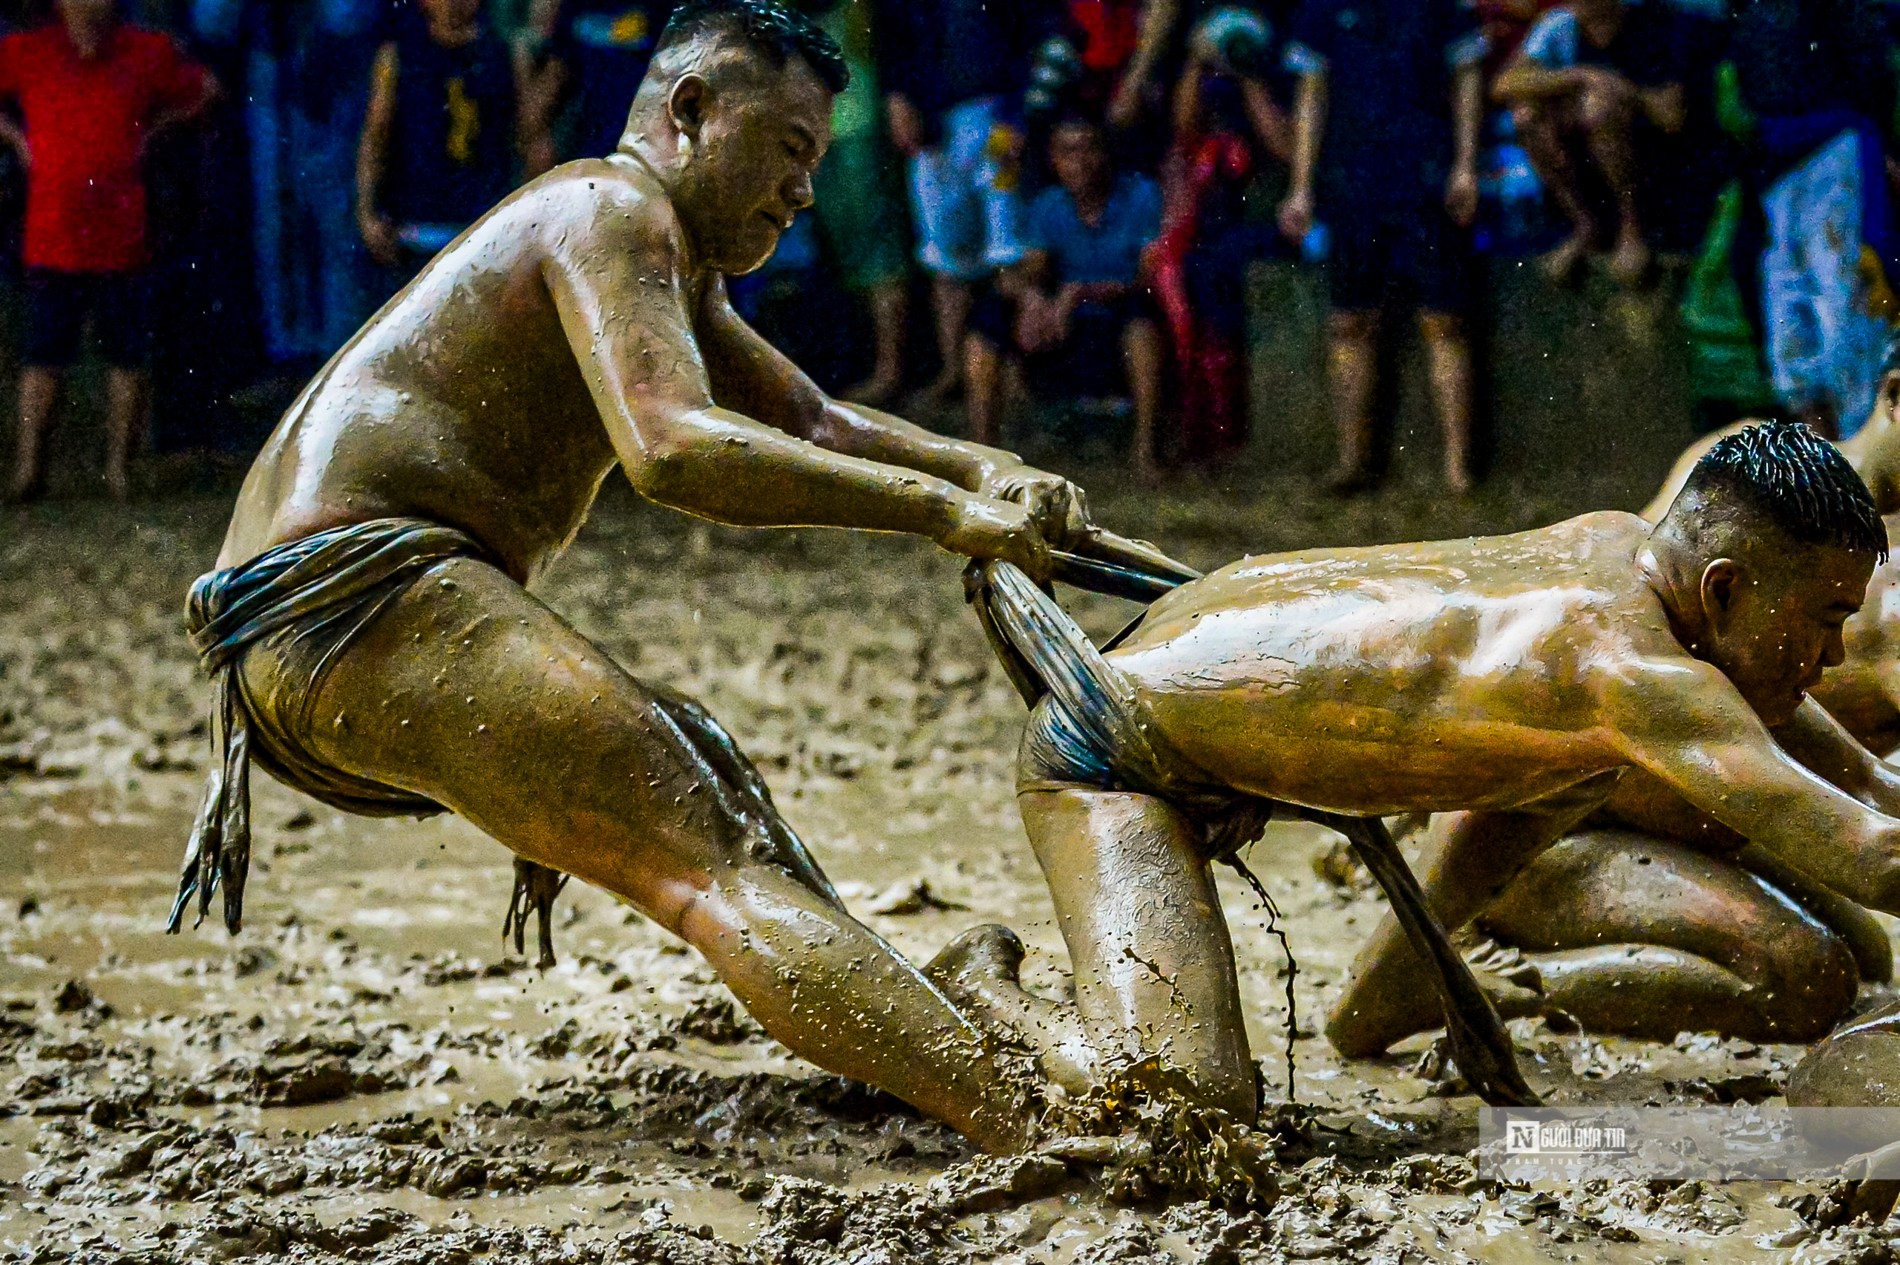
[1049,123,1107,199]
[1700,542,1875,726]
[674,55,833,274]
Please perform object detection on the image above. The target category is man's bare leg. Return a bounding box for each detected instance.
[1512,102,1594,283]
[1123,318,1165,487]
[1325,310,1379,495]
[843,280,909,407]
[1419,311,1473,496]
[965,331,1007,448]
[103,367,148,502]
[268,557,1046,1153]
[1479,830,1862,1042]
[926,922,1100,1095]
[1013,787,1257,1120]
[8,367,59,503]
[1329,789,1610,1058]
[1577,83,1649,286]
[926,276,974,401]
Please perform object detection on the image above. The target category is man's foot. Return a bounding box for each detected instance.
[926,924,1028,1005]
[104,463,130,503]
[1541,231,1592,286]
[5,468,46,505]
[1131,458,1164,490]
[1445,464,1475,498]
[1608,228,1652,288]
[842,373,901,409]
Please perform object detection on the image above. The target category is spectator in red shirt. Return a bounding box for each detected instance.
[0,0,216,503]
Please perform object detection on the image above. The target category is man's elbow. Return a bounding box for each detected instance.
[621,429,707,502]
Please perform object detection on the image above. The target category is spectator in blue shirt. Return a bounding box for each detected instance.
[356,0,530,289]
[531,0,674,163]
[966,114,1166,483]
[1278,0,1485,496]
[1493,0,1690,287]
[875,0,1057,401]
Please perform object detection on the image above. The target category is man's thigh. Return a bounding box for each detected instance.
[1479,830,1843,979]
[251,556,775,932]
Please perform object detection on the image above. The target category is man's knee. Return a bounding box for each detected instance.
[1578,82,1635,133]
[1754,927,1860,1041]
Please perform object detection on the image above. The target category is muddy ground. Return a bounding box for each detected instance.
[3,474,1897,1263]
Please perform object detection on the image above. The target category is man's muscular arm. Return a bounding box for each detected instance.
[696,277,1088,544]
[1771,697,1900,819]
[1607,659,1900,911]
[542,185,1051,574]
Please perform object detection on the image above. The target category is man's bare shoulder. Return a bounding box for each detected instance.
[512,155,688,265]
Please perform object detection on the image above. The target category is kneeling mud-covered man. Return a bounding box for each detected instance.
[173,0,1113,1154]
[941,423,1900,1118]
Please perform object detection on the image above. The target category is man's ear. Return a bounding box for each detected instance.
[668,74,711,146]
[1699,558,1740,629]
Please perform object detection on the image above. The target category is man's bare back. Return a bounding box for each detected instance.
[1109,514,1662,815]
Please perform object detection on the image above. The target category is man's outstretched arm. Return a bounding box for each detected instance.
[1607,659,1900,911]
[542,188,1052,575]
[695,276,1089,543]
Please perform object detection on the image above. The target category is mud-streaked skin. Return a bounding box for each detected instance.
[207,29,1108,1155]
[1468,390,1900,1052]
[943,499,1894,1109]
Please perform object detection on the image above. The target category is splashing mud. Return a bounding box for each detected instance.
[4,486,1897,1261]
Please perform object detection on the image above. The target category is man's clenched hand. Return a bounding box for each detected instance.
[979,464,1092,551]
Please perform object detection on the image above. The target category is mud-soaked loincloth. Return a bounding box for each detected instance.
[967,559,1272,862]
[171,518,497,937]
[173,517,841,967]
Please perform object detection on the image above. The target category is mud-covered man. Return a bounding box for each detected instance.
[940,423,1900,1117]
[1435,362,1900,1050]
[174,0,1107,1155]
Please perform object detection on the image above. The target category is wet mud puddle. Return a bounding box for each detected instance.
[3,498,1894,1261]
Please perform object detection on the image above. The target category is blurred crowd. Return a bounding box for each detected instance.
[3,0,1900,500]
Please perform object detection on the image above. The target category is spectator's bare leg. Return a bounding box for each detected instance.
[1325,311,1379,494]
[843,280,909,407]
[103,368,147,502]
[1513,101,1594,282]
[1419,311,1474,495]
[8,367,59,503]
[925,277,974,401]
[964,329,1007,449]
[1578,84,1649,286]
[1123,317,1165,487]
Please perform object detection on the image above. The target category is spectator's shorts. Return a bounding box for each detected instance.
[22,269,153,368]
[971,288,1160,399]
[1324,199,1472,316]
[814,135,909,293]
[909,96,1025,281]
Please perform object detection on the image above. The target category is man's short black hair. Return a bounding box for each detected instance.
[658,0,850,95]
[1684,420,1889,560]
